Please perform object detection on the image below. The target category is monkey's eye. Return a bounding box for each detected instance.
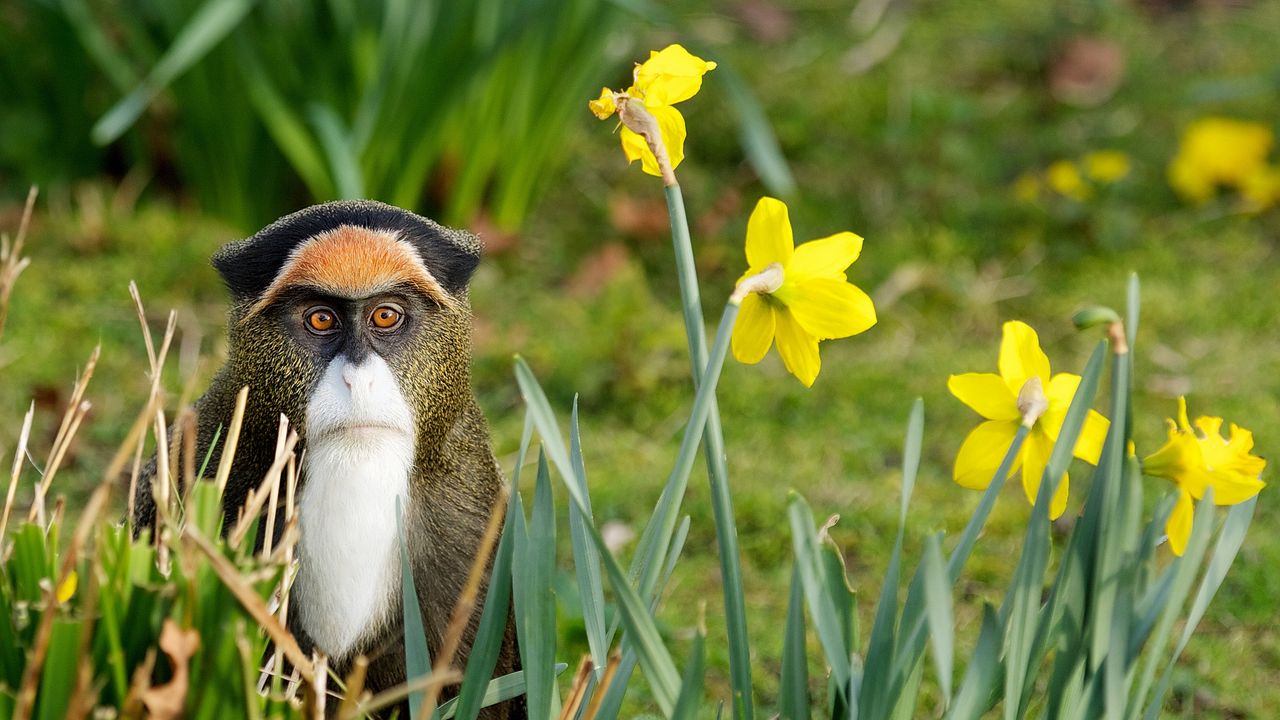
[305,307,339,335]
[369,304,404,331]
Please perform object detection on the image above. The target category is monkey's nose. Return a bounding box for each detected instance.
[341,365,374,394]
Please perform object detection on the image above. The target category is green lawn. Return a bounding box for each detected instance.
[2,0,1278,716]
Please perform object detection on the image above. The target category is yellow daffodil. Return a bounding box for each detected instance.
[588,44,717,177]
[1082,150,1132,183]
[949,321,1110,519]
[1168,117,1274,203]
[731,197,876,387]
[1046,160,1090,201]
[1142,397,1266,556]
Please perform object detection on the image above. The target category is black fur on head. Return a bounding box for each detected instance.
[212,200,482,302]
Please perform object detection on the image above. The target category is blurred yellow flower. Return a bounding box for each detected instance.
[731,197,877,387]
[1013,173,1042,203]
[1083,150,1131,183]
[57,571,77,603]
[1142,397,1266,556]
[588,44,717,177]
[1241,165,1280,210]
[949,321,1110,519]
[1046,160,1090,201]
[1168,117,1274,203]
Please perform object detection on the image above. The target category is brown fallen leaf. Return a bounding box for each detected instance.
[141,620,201,720]
[1049,36,1126,107]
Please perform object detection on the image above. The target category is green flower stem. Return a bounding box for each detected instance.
[664,182,754,720]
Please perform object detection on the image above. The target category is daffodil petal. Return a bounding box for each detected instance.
[56,571,77,603]
[1166,489,1194,556]
[998,320,1051,397]
[787,232,864,283]
[634,44,717,107]
[732,293,775,364]
[947,373,1019,421]
[618,105,687,176]
[1206,472,1265,506]
[773,307,820,387]
[1021,429,1068,515]
[589,87,617,119]
[954,419,1022,490]
[782,278,877,340]
[745,197,794,270]
[620,125,651,166]
[647,104,687,171]
[1072,409,1109,465]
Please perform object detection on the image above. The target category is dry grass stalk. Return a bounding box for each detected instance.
[558,655,596,720]
[214,385,250,498]
[229,421,298,550]
[153,408,173,574]
[0,402,34,544]
[30,399,91,527]
[336,657,370,720]
[183,523,315,681]
[310,653,328,719]
[417,489,510,717]
[263,414,288,559]
[579,652,622,720]
[0,187,36,342]
[356,668,462,716]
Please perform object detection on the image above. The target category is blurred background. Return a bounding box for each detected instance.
[1,0,1278,715]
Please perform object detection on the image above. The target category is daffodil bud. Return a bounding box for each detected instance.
[1017,376,1049,428]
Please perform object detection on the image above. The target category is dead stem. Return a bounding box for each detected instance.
[579,652,622,720]
[229,423,299,550]
[0,187,37,342]
[0,402,34,544]
[214,386,251,498]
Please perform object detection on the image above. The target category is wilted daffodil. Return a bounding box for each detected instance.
[949,321,1109,519]
[588,44,717,177]
[1142,397,1266,556]
[731,197,877,387]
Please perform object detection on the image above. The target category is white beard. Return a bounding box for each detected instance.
[294,353,416,661]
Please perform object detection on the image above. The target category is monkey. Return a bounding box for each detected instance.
[131,200,523,718]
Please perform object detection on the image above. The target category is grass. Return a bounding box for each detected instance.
[2,0,1279,716]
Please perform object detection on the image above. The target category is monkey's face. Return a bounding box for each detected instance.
[213,201,483,458]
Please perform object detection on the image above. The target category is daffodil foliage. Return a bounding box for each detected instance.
[948,321,1109,519]
[1142,397,1267,555]
[730,197,877,387]
[588,44,717,176]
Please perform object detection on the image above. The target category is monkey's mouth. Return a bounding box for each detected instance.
[314,422,413,440]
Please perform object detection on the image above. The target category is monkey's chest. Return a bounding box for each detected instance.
[293,433,415,661]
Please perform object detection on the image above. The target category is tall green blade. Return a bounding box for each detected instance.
[569,400,608,674]
[787,493,852,695]
[398,497,432,719]
[779,566,810,719]
[860,399,924,718]
[92,0,258,144]
[922,533,954,705]
[671,624,707,720]
[522,452,558,719]
[945,606,1003,720]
